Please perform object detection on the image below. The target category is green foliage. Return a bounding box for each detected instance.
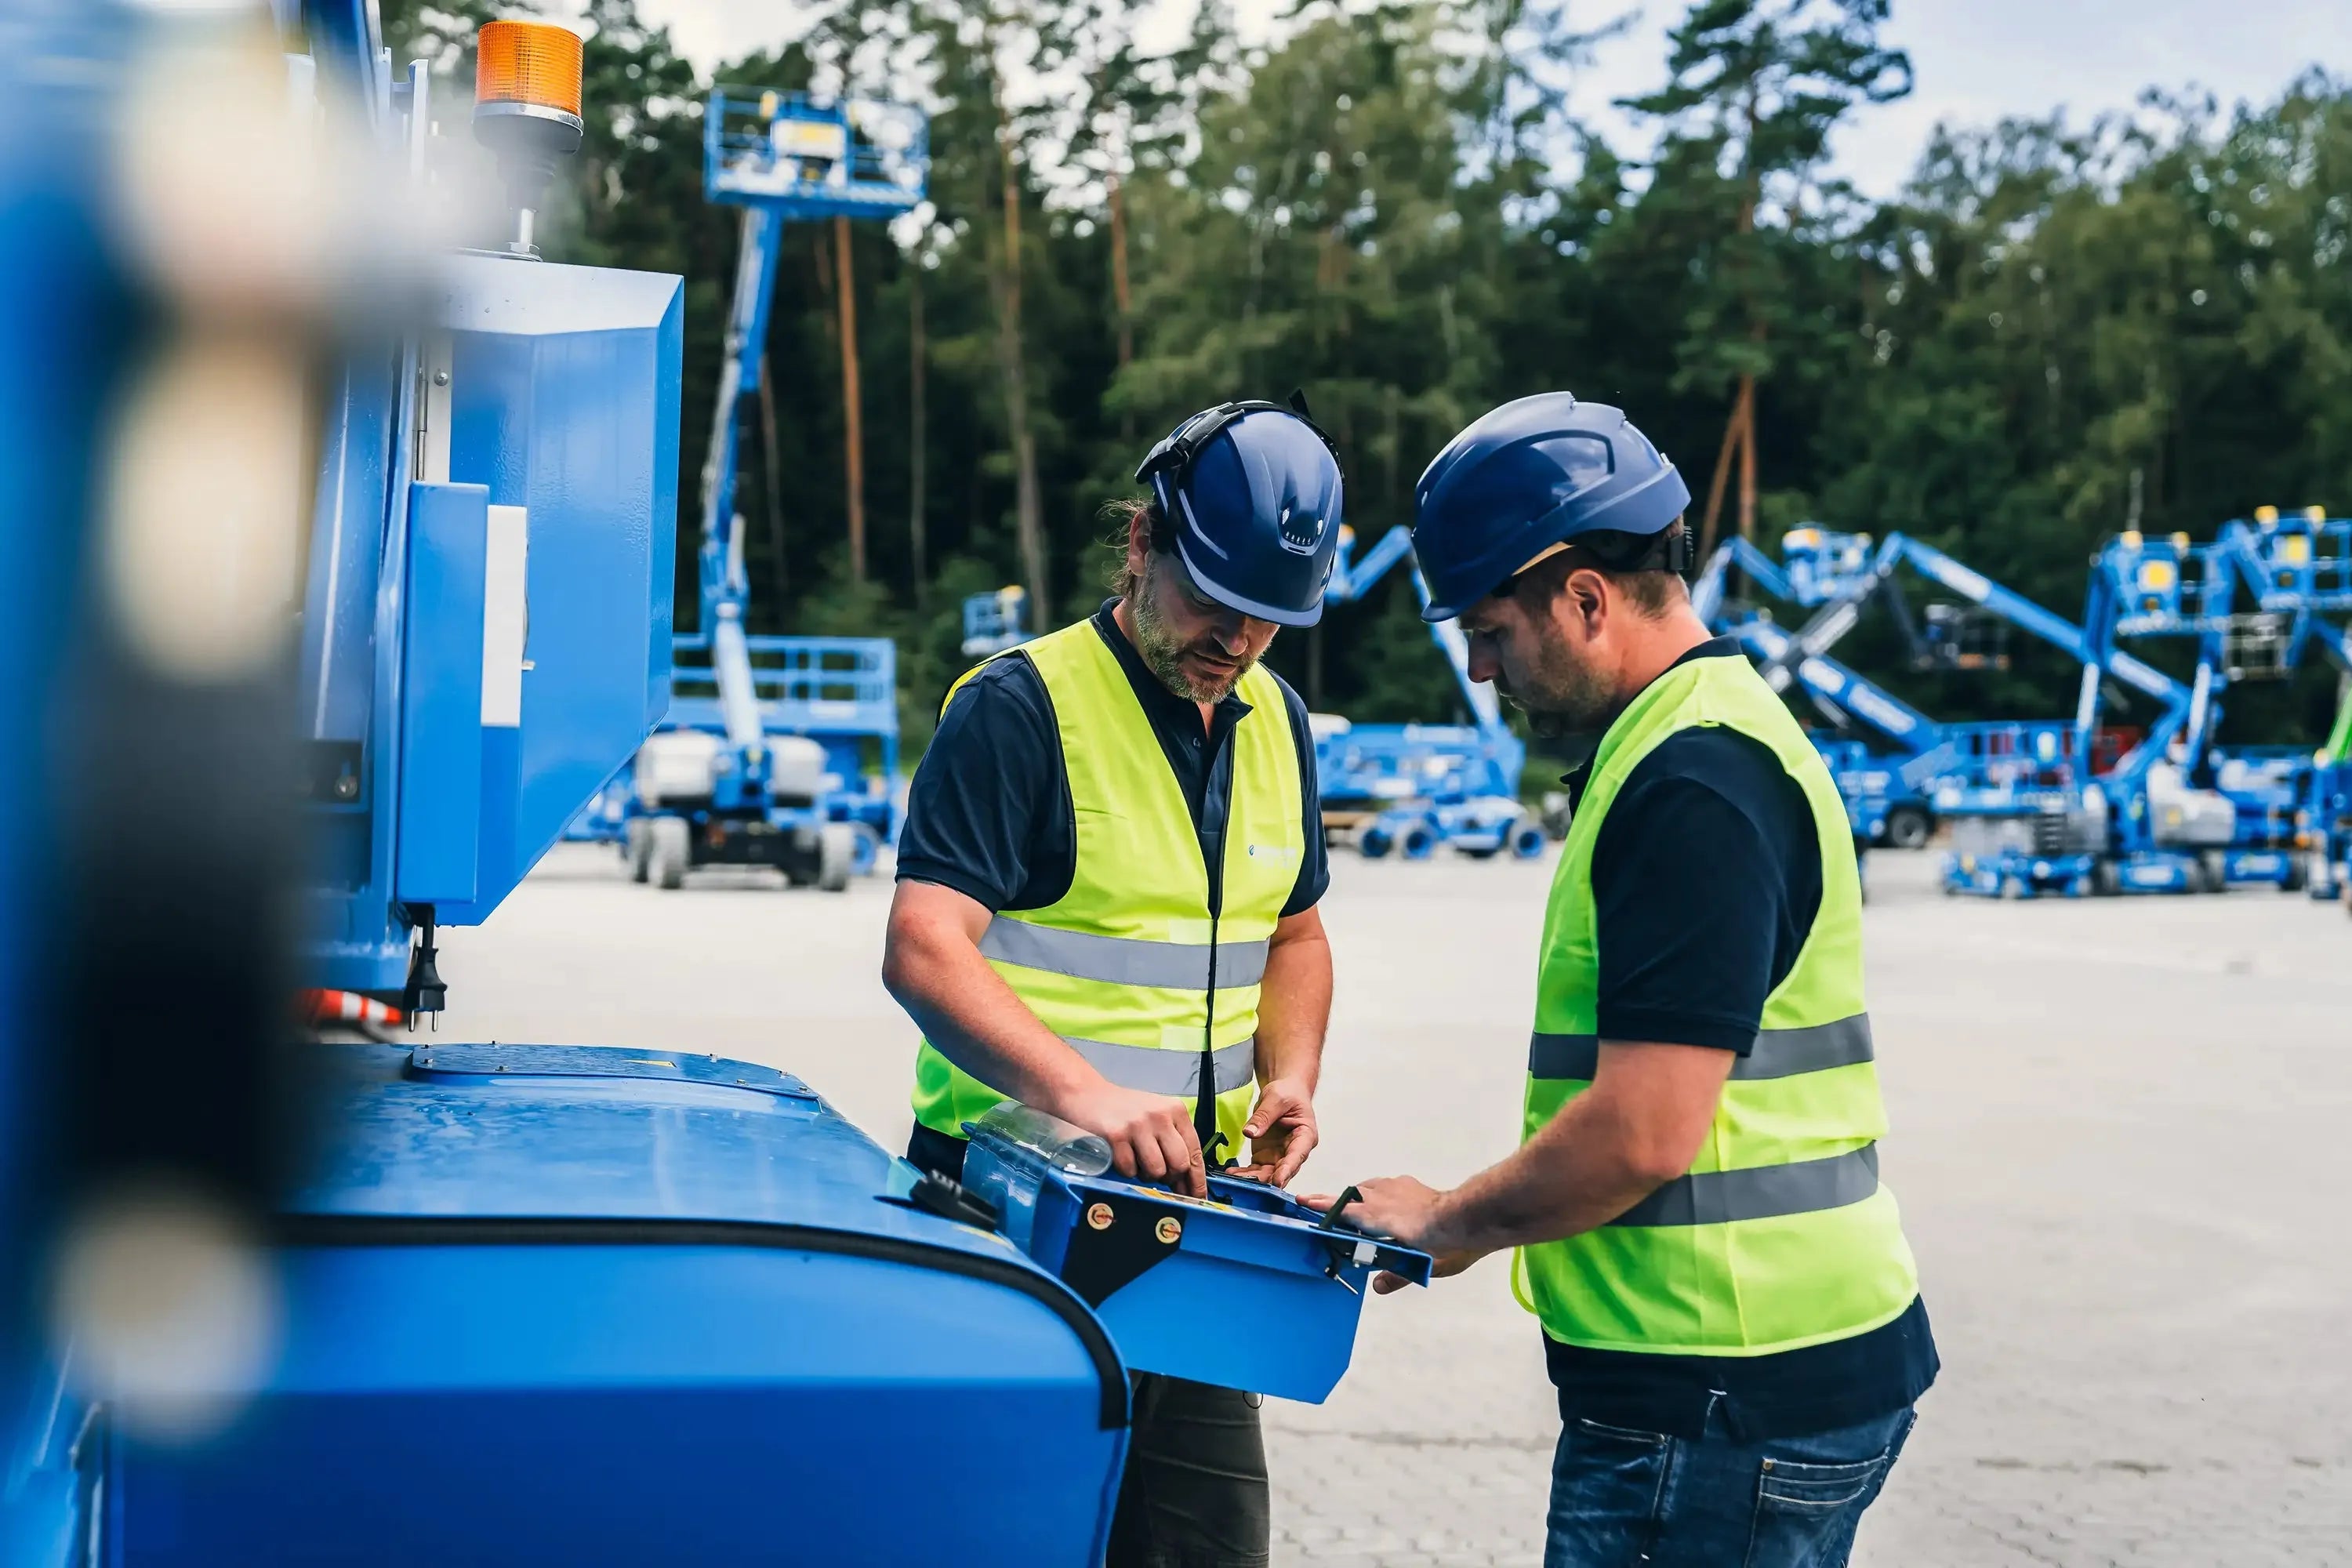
[387,0,2352,750]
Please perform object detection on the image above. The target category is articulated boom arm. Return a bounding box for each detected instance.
[1324,526,1501,732]
[1689,536,1794,625]
[695,209,788,753]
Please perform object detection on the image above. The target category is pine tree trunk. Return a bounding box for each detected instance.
[991,81,1050,618]
[1109,171,1134,441]
[909,265,927,606]
[834,216,867,583]
[1736,372,1758,541]
[1697,397,1743,559]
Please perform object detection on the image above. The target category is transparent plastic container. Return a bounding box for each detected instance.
[967,1102,1112,1175]
[961,1103,1113,1254]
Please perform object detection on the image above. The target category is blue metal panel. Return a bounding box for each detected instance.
[433,256,684,927]
[112,1244,1123,1566]
[122,1045,1131,1566]
[964,1142,1430,1406]
[394,483,488,905]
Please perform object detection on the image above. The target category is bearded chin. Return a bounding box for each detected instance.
[1131,568,1247,702]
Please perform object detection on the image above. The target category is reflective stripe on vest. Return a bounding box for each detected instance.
[908,617,1305,1151]
[1528,1014,1875,1083]
[1515,652,1919,1357]
[1608,1144,1878,1229]
[980,917,1273,990]
[1065,1036,1258,1098]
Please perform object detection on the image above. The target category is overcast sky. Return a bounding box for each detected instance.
[630,0,2346,198]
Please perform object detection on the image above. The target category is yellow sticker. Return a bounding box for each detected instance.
[624,1058,678,1069]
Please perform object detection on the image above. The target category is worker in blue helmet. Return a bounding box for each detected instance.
[1314,393,1937,1568]
[887,398,1343,1567]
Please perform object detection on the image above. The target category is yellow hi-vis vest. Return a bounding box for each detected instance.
[1515,652,1920,1356]
[910,618,1306,1153]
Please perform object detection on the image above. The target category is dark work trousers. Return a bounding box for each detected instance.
[1107,1372,1270,1568]
[906,1127,1272,1566]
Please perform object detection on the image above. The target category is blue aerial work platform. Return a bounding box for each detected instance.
[2084,507,2352,896]
[609,85,929,891]
[963,584,1033,656]
[1693,526,2218,897]
[2,18,1417,1561]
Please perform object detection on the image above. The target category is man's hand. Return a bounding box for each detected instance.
[1304,1178,1489,1295]
[1058,1082,1207,1197]
[1230,1078,1319,1187]
[1304,1174,1446,1247]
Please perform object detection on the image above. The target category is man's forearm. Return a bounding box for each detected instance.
[884,920,1098,1111]
[1253,920,1330,1089]
[1422,1045,1730,1256]
[1424,1098,1666,1256]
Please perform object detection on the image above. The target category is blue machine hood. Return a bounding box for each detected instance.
[293,1043,1003,1254]
[89,1046,1129,1568]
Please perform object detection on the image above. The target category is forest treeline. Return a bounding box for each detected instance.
[384,0,2352,750]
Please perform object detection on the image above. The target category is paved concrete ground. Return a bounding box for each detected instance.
[445,843,2352,1566]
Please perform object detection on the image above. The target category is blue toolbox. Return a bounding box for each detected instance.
[958,1121,1433,1404]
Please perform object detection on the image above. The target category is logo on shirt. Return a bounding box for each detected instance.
[1247,842,1301,863]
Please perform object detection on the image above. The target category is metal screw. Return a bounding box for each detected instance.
[1155,1216,1183,1245]
[1086,1203,1115,1231]
[333,773,359,801]
[433,370,450,386]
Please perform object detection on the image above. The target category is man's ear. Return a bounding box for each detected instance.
[1126,510,1152,578]
[1565,567,1609,636]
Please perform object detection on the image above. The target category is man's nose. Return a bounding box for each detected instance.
[1467,638,1500,684]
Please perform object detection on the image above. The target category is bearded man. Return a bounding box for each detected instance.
[883,400,1343,1568]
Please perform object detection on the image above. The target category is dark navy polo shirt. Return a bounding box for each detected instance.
[1544,636,1938,1440]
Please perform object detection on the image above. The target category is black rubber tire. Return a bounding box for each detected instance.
[1883,806,1933,851]
[2198,849,2228,894]
[817,824,855,892]
[624,818,652,884]
[651,817,690,891]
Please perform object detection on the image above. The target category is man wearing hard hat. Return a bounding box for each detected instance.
[1316,394,1938,1568]
[886,399,1345,1567]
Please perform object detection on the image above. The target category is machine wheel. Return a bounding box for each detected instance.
[1357,827,1392,859]
[624,818,653,884]
[1400,824,1438,861]
[2198,849,2228,894]
[1509,823,1548,860]
[1999,875,2026,901]
[2092,858,2122,897]
[2279,855,2308,894]
[816,823,855,893]
[650,816,690,891]
[1883,805,1933,851]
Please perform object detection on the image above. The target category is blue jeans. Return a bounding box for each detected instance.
[1543,1401,1918,1568]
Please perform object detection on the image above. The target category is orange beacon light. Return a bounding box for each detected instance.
[472,20,586,256]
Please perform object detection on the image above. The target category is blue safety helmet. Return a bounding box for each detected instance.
[1134,398,1345,627]
[1412,393,1691,622]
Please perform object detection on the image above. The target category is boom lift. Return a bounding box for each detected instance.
[2084,507,2352,895]
[5,15,1421,1561]
[1697,528,2220,896]
[622,85,925,891]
